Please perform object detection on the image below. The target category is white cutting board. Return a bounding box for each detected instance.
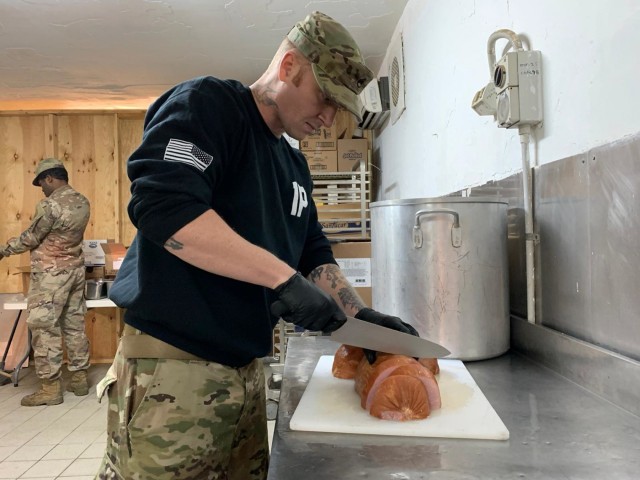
[290,356,509,440]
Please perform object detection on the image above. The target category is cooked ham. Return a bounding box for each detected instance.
[356,355,419,410]
[332,346,440,380]
[369,375,430,421]
[331,345,442,421]
[332,344,365,379]
[386,363,441,411]
[418,357,440,375]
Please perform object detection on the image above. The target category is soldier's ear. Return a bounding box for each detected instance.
[278,50,299,83]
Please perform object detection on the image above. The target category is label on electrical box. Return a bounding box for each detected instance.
[519,63,541,77]
[518,50,542,77]
[335,258,371,287]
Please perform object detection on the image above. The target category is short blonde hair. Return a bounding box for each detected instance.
[268,38,306,71]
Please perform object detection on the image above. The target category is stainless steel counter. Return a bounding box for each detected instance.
[268,337,640,479]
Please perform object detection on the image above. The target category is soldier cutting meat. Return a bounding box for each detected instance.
[94,11,418,480]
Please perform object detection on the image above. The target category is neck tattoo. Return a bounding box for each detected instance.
[252,86,279,110]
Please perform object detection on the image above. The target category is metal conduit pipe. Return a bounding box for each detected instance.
[519,125,536,324]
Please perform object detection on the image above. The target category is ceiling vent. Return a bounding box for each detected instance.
[388,32,406,125]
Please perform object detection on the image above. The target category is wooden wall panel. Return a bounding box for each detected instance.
[19,117,49,239]
[117,116,144,246]
[44,114,59,158]
[0,116,47,292]
[56,115,118,241]
[94,115,119,240]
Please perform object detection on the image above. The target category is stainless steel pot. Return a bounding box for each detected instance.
[85,279,105,300]
[371,197,509,360]
[103,280,114,296]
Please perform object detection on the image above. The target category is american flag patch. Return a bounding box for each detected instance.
[164,138,213,172]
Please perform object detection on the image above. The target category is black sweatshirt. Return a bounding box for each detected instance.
[110,76,337,367]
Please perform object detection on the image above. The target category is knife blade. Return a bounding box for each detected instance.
[330,316,451,358]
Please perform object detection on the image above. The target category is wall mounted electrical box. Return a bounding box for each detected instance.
[470,29,542,325]
[493,50,543,128]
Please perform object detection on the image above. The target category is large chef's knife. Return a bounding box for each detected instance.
[330,316,451,358]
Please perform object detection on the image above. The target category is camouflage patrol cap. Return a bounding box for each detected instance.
[32,157,66,186]
[287,11,374,123]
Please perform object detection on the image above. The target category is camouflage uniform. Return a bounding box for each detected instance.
[92,10,371,479]
[0,183,91,381]
[95,336,268,480]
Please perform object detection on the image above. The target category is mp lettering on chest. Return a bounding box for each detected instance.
[290,182,308,217]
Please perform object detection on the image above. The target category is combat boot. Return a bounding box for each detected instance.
[66,370,89,396]
[20,379,63,406]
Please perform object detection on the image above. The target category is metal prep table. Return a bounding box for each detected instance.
[268,337,640,480]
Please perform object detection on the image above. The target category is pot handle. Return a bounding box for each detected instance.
[413,209,462,248]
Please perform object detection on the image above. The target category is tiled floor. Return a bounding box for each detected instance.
[0,365,276,479]
[0,366,108,480]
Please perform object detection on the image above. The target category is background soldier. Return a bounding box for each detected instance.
[0,157,91,406]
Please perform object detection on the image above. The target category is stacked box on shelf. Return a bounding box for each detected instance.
[316,197,370,239]
[299,109,358,172]
[299,111,372,239]
[337,138,368,172]
[302,149,338,172]
[300,123,338,171]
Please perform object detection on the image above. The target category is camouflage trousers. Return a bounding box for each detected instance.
[27,267,90,380]
[94,339,269,480]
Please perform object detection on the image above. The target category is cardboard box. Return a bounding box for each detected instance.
[337,138,368,172]
[300,123,338,151]
[317,202,369,220]
[82,239,108,266]
[102,243,127,277]
[302,150,338,172]
[320,219,370,237]
[317,202,370,238]
[330,241,372,306]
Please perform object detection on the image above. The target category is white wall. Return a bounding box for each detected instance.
[376,0,640,200]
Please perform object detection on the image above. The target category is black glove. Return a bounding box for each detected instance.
[355,308,420,364]
[270,272,347,333]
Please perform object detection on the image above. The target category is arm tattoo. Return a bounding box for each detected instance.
[165,237,183,250]
[308,265,324,283]
[338,288,366,311]
[309,264,366,311]
[324,264,341,289]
